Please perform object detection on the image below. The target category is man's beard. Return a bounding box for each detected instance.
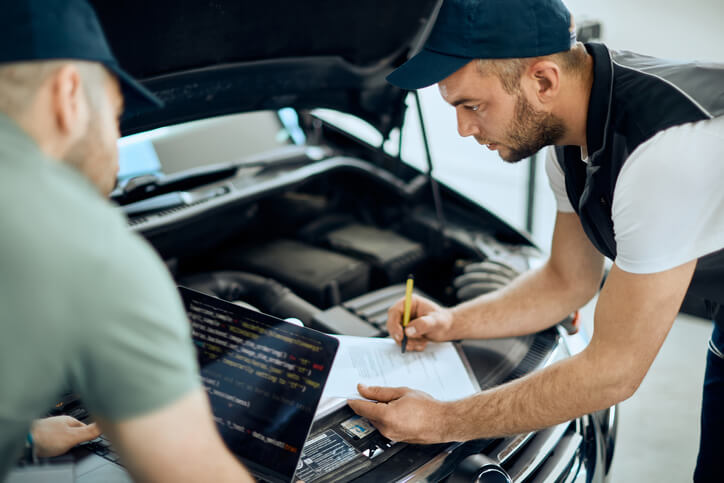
[65,113,118,196]
[500,93,566,163]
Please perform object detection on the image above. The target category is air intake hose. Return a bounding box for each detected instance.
[179,270,321,325]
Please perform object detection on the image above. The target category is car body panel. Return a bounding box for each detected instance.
[90,0,441,135]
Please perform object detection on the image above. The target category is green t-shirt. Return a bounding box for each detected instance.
[0,114,200,475]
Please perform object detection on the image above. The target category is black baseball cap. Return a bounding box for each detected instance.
[0,0,163,113]
[388,0,576,90]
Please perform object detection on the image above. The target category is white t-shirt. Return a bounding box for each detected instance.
[546,115,724,274]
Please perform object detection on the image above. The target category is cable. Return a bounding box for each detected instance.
[413,90,447,245]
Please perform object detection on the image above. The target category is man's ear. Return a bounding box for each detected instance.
[49,64,89,140]
[526,60,561,105]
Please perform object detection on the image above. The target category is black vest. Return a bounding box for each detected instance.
[555,43,724,323]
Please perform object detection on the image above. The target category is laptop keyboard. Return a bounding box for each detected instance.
[83,434,121,464]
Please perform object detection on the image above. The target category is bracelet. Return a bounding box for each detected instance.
[24,431,37,463]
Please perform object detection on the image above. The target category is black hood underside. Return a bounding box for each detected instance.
[90,0,441,136]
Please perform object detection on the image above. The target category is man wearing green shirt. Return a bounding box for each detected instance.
[0,1,252,481]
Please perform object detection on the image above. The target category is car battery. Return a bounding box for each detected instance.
[219,239,370,308]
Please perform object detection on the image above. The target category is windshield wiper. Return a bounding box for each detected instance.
[111,164,238,206]
[111,145,330,207]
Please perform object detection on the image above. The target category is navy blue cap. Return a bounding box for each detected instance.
[0,0,163,113]
[388,0,576,90]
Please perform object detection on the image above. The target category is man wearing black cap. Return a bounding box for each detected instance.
[0,1,253,480]
[347,0,724,480]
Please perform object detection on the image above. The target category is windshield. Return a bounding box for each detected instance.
[117,110,299,181]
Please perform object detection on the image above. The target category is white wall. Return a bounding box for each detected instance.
[566,0,724,62]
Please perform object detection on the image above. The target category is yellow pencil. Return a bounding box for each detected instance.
[401,274,414,353]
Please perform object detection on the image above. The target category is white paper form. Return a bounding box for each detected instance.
[322,335,479,402]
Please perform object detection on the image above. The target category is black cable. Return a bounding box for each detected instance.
[525,152,538,233]
[397,125,404,161]
[413,90,447,241]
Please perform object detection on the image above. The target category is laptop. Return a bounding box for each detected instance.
[179,287,339,483]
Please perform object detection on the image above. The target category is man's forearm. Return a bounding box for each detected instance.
[353,261,692,446]
[442,348,625,441]
[103,389,255,483]
[448,262,599,340]
[443,260,695,441]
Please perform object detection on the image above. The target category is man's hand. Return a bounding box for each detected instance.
[31,416,101,458]
[386,294,454,351]
[347,384,453,444]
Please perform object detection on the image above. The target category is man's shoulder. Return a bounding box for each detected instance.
[624,115,724,166]
[609,50,724,127]
[0,151,178,327]
[0,147,198,427]
[612,116,724,273]
[1,154,131,258]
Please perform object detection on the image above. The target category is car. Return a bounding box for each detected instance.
[84,1,618,481]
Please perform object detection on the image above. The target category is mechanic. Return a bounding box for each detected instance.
[0,1,253,481]
[347,0,724,481]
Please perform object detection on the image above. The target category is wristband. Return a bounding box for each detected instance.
[24,431,37,463]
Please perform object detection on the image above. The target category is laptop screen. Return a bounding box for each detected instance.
[179,287,339,483]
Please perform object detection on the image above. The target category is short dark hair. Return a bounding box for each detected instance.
[476,43,588,94]
[0,60,107,118]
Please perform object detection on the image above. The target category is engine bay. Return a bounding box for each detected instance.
[125,149,530,300]
[121,147,556,385]
[131,151,564,481]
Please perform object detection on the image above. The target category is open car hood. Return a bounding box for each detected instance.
[90,0,442,137]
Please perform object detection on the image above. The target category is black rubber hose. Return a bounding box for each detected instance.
[463,260,519,278]
[178,270,321,325]
[453,271,512,289]
[454,260,519,302]
[456,282,507,301]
